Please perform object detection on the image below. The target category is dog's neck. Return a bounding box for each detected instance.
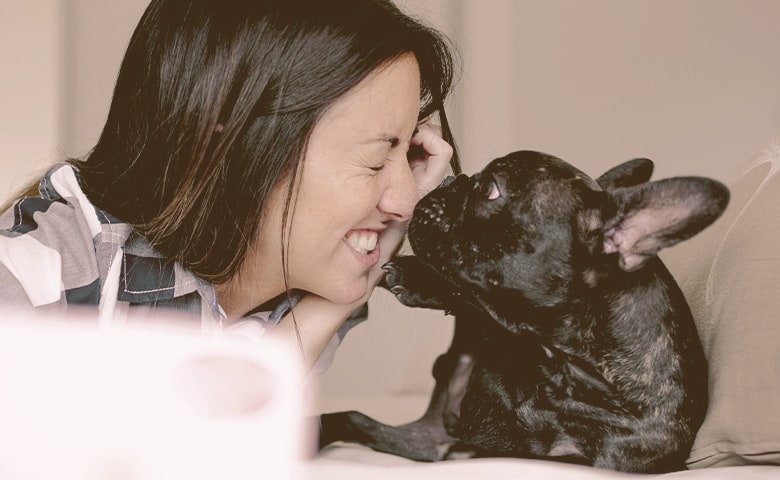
[483,268,658,353]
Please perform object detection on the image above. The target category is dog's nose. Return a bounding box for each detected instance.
[440,176,456,188]
[442,174,470,189]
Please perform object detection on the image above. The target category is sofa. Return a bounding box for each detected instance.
[306,137,780,478]
[1,139,778,479]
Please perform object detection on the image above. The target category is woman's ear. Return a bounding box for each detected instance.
[601,176,729,272]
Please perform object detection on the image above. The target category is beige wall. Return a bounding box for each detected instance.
[0,0,63,199]
[0,0,148,198]
[1,1,779,399]
[5,0,779,189]
[451,0,780,182]
[57,0,149,157]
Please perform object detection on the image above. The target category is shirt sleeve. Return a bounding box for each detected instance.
[223,292,302,347]
[0,261,37,309]
[0,202,67,308]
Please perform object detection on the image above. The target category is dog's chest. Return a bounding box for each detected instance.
[460,359,593,458]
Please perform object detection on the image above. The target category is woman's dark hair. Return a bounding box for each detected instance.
[71,0,460,284]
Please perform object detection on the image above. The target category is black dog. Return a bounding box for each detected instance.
[319,151,728,473]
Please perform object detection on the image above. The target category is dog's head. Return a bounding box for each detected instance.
[408,150,729,315]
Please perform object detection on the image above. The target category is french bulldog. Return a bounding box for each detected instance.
[319,150,729,473]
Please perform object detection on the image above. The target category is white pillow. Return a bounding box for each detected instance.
[662,138,780,468]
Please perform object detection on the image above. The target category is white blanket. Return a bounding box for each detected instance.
[307,393,777,479]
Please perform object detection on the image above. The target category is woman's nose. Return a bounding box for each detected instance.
[377,160,417,222]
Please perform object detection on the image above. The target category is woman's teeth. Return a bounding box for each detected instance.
[345,231,378,255]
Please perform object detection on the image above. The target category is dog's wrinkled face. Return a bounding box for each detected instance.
[408,151,604,309]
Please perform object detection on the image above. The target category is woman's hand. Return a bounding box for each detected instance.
[408,121,454,199]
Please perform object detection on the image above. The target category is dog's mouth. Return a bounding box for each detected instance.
[439,175,457,188]
[408,175,470,273]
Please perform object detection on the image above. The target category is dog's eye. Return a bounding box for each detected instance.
[479,180,501,201]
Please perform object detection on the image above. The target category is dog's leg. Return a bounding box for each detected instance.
[318,409,451,461]
[419,350,475,428]
[318,323,476,461]
[318,255,484,461]
[381,256,463,311]
[592,433,689,473]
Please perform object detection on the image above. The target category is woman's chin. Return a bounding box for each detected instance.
[315,282,368,306]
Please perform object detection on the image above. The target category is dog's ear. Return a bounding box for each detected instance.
[596,158,654,190]
[602,177,729,272]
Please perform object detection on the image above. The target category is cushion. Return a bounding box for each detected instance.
[661,137,780,468]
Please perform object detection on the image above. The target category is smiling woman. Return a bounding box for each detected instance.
[0,0,460,372]
[245,55,423,308]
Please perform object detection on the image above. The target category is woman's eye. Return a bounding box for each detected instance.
[369,165,385,172]
[479,179,501,200]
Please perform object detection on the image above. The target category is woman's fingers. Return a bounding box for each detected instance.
[408,122,453,198]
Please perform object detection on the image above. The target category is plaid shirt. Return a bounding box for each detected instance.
[0,163,365,373]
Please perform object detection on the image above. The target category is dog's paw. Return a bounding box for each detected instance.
[437,442,478,461]
[380,261,418,307]
[381,261,408,293]
[380,256,451,309]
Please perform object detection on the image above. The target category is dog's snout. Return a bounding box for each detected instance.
[440,176,456,188]
[440,174,469,189]
[451,174,470,188]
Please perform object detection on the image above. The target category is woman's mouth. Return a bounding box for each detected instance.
[344,230,379,255]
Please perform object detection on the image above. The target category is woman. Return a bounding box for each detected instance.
[0,0,460,372]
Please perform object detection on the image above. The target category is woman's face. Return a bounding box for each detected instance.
[257,54,422,305]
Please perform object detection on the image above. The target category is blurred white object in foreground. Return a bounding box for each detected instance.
[0,310,306,480]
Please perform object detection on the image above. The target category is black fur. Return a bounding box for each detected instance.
[319,151,728,473]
